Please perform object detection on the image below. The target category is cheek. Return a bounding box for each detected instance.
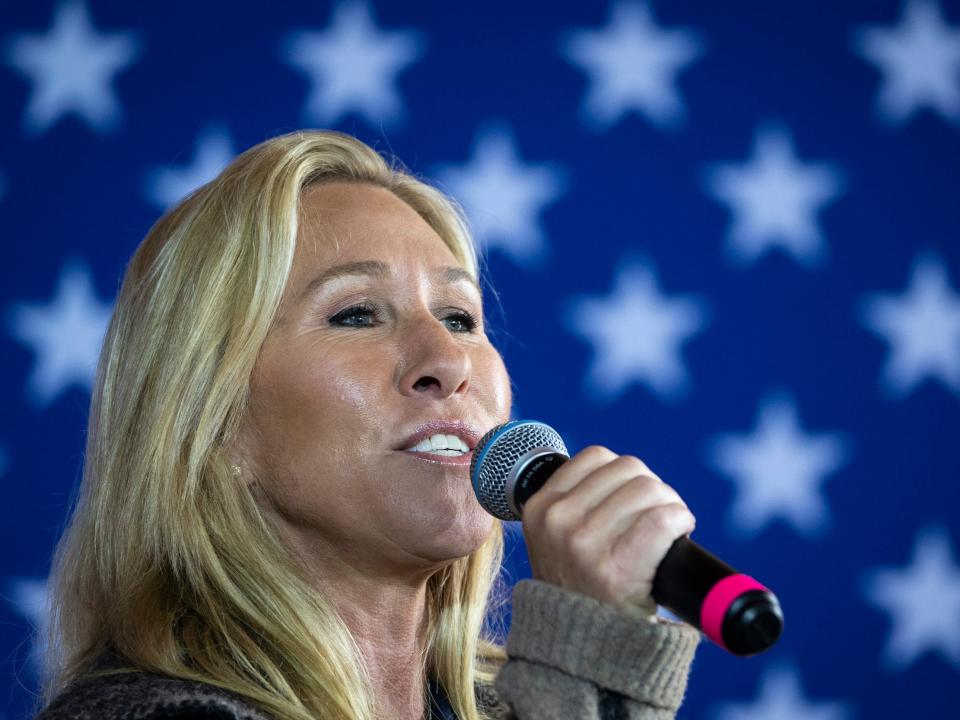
[477,344,512,423]
[248,338,390,475]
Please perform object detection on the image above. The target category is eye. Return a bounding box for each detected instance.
[442,310,478,333]
[329,303,379,327]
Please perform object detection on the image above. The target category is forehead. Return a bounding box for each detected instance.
[294,182,456,271]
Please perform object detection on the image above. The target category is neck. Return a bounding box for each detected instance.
[272,522,438,720]
[335,577,431,720]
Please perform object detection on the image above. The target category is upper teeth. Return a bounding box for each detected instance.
[404,433,471,455]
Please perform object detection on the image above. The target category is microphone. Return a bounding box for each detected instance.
[470,420,783,656]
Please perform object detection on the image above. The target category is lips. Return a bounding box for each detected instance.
[395,420,483,452]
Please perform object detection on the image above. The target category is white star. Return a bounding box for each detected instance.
[864,526,960,668]
[8,262,113,407]
[435,127,567,268]
[6,578,49,679]
[861,254,960,398]
[715,665,850,720]
[146,126,236,209]
[854,0,960,126]
[560,1,704,131]
[5,1,140,135]
[708,394,850,537]
[282,0,424,127]
[565,260,707,401]
[704,126,844,267]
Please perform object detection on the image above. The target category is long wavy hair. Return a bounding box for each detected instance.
[39,130,507,720]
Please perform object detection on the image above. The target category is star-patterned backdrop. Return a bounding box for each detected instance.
[2,0,959,718]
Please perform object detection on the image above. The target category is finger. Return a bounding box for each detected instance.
[561,454,662,514]
[529,445,617,501]
[610,502,697,573]
[582,476,683,539]
[522,447,620,538]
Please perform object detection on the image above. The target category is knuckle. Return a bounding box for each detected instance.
[646,502,689,535]
[612,454,651,476]
[615,478,652,505]
[655,482,683,505]
[566,525,594,555]
[578,445,617,463]
[638,473,667,491]
[617,473,661,501]
[541,500,575,535]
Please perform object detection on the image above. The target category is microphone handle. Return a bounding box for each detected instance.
[652,537,783,656]
[512,451,782,656]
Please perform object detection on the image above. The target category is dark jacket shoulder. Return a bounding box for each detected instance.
[35,669,272,720]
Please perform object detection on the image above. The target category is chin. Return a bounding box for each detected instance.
[420,510,495,563]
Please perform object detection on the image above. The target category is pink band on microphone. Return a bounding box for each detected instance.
[700,574,768,650]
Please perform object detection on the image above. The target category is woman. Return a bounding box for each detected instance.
[36,130,699,720]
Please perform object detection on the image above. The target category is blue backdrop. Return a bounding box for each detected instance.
[2,0,960,717]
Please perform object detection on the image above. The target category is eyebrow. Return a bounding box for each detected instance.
[435,265,480,291]
[299,260,481,300]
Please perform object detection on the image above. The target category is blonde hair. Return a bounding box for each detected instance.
[40,130,507,719]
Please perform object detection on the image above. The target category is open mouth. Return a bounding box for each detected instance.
[401,433,472,457]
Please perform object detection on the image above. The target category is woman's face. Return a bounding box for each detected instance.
[239,182,511,579]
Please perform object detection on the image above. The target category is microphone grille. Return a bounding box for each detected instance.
[470,420,568,520]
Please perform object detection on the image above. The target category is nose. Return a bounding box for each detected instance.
[396,314,471,399]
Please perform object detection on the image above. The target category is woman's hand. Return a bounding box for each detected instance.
[521,446,696,617]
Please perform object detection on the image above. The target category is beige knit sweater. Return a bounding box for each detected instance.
[35,580,700,720]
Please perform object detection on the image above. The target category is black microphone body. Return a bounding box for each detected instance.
[471,420,783,656]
